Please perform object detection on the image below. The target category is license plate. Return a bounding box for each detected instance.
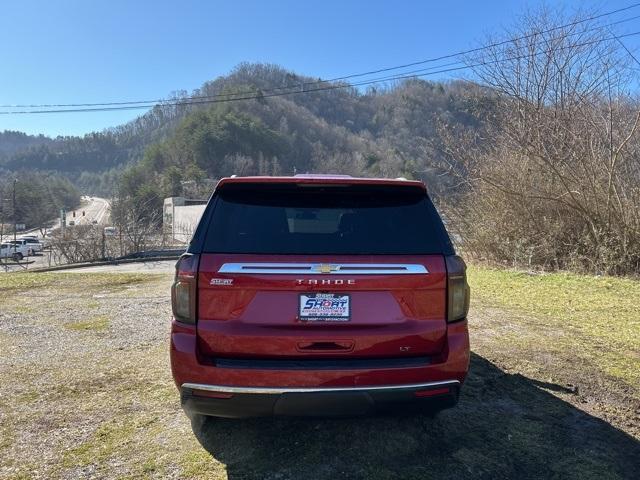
[299,293,350,322]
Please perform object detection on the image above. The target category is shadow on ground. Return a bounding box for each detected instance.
[191,354,640,479]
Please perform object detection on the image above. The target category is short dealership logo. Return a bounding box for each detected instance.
[210,278,233,286]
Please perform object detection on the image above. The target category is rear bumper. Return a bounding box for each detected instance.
[171,319,469,418]
[181,380,460,418]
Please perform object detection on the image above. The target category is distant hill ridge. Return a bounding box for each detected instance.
[0,63,492,195]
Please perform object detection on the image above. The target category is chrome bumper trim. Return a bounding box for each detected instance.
[182,380,459,395]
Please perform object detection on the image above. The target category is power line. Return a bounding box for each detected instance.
[2,29,639,115]
[610,30,640,67]
[1,33,639,116]
[341,25,640,87]
[1,3,639,111]
[316,4,640,84]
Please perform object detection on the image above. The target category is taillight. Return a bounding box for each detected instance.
[171,253,199,324]
[445,255,470,323]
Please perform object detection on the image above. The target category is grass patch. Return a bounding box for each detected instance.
[62,419,137,468]
[0,272,60,292]
[15,390,40,404]
[8,305,34,314]
[179,449,221,479]
[468,267,639,346]
[142,458,159,474]
[0,272,162,294]
[468,266,640,388]
[4,473,33,480]
[64,315,110,331]
[86,300,100,309]
[0,425,14,451]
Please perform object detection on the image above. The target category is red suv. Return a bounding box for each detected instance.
[170,175,470,418]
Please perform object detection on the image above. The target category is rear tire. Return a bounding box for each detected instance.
[12,252,23,261]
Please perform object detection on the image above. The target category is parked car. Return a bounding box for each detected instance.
[8,238,41,255]
[103,226,117,236]
[0,242,29,261]
[20,237,43,253]
[170,175,470,418]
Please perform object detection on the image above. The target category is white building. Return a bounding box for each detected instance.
[163,197,207,244]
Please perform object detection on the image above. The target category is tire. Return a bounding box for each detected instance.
[12,252,23,261]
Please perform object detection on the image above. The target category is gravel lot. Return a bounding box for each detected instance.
[0,272,189,479]
[0,269,638,479]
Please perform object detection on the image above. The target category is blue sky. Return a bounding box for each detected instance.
[1,0,638,137]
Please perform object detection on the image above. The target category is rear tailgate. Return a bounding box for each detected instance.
[197,254,447,359]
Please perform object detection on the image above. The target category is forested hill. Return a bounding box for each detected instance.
[0,131,54,159]
[0,63,492,195]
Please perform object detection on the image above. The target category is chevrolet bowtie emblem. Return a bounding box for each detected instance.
[317,264,338,274]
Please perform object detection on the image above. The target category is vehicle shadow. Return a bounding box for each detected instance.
[190,353,640,479]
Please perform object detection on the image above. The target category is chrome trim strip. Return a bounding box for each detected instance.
[182,380,459,395]
[218,263,428,275]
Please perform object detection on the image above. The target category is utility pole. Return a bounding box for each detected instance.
[101,228,106,260]
[12,179,17,254]
[0,196,4,244]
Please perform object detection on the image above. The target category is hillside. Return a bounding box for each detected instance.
[0,131,54,160]
[5,59,638,276]
[0,64,491,196]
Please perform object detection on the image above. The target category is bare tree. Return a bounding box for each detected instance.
[440,6,640,274]
[49,226,107,264]
[111,192,163,254]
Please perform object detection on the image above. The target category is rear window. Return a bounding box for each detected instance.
[202,184,449,255]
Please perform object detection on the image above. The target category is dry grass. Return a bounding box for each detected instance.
[64,315,110,331]
[468,266,640,386]
[0,268,638,479]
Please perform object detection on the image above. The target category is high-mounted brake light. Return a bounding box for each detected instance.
[445,255,470,323]
[171,253,199,324]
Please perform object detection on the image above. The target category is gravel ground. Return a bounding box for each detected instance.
[0,272,195,479]
[0,270,638,480]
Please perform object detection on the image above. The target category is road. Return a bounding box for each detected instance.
[1,196,111,272]
[58,195,111,229]
[11,196,111,238]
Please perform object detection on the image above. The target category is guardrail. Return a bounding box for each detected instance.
[0,258,36,271]
[0,248,184,273]
[25,249,183,273]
